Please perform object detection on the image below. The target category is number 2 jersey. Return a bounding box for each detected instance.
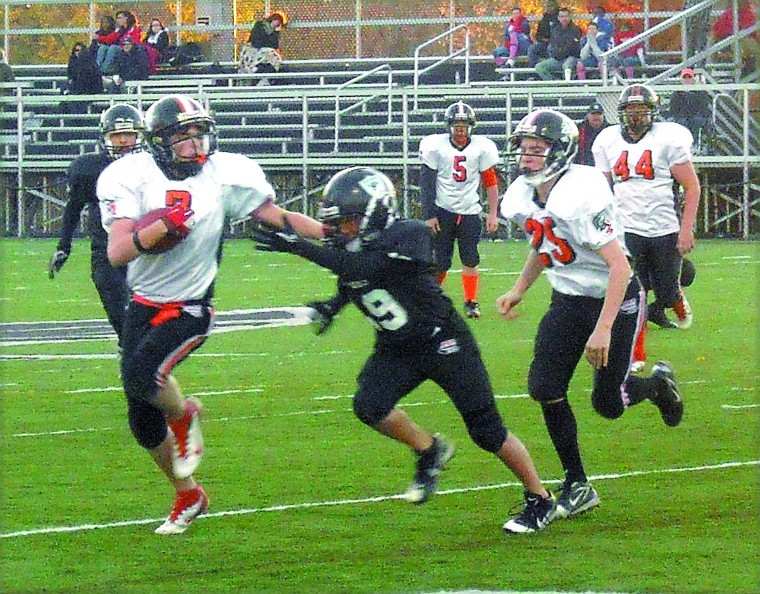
[592,121,693,237]
[500,164,629,299]
[418,133,499,215]
[98,150,273,303]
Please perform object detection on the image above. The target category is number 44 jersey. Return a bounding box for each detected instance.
[592,121,693,237]
[500,164,630,299]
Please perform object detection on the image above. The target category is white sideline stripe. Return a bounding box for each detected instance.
[63,387,264,396]
[1,460,756,539]
[721,404,760,410]
[0,352,268,361]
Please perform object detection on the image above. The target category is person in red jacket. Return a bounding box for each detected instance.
[609,21,646,81]
[493,7,532,67]
[712,0,758,76]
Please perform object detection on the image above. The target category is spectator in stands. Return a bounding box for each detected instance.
[143,18,170,73]
[64,42,103,113]
[106,37,149,94]
[668,68,712,149]
[591,6,615,48]
[93,15,120,75]
[577,21,613,80]
[0,48,13,122]
[528,0,560,67]
[239,10,289,83]
[609,21,646,81]
[712,0,758,77]
[0,48,12,83]
[535,8,582,80]
[116,10,143,46]
[494,7,532,68]
[576,101,608,165]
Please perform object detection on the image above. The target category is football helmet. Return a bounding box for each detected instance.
[507,109,578,187]
[318,167,399,246]
[445,101,476,145]
[617,83,659,138]
[99,104,145,160]
[144,95,217,180]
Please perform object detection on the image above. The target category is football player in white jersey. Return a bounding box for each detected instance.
[97,95,325,535]
[593,84,699,372]
[497,109,684,521]
[419,101,500,319]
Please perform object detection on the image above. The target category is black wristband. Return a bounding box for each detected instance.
[133,230,151,254]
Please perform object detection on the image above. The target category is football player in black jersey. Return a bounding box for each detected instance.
[254,166,557,534]
[48,104,145,345]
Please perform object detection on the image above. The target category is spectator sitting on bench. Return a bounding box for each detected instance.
[494,7,532,68]
[106,37,149,94]
[668,68,712,150]
[535,7,582,80]
[527,0,560,67]
[577,21,613,80]
[143,18,170,73]
[64,42,103,113]
[609,21,646,81]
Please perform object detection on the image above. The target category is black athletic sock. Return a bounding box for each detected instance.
[625,375,657,406]
[541,399,586,485]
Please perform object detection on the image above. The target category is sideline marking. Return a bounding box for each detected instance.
[1,460,756,539]
[721,404,760,410]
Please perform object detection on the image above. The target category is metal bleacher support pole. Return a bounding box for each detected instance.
[15,84,23,238]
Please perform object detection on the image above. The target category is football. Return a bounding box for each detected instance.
[134,208,184,254]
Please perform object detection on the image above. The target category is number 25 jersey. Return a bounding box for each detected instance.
[592,121,693,237]
[500,164,629,299]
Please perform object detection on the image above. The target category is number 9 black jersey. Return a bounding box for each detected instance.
[328,220,472,347]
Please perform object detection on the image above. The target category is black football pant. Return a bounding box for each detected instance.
[354,332,507,453]
[625,232,682,309]
[90,252,129,344]
[432,207,482,273]
[120,298,213,450]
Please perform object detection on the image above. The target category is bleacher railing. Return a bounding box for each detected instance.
[1,82,758,239]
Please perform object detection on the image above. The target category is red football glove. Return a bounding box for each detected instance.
[161,204,195,237]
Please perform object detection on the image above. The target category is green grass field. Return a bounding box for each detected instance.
[1,238,757,594]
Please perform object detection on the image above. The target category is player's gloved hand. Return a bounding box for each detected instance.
[307,300,339,335]
[48,248,70,279]
[161,203,195,237]
[252,220,304,253]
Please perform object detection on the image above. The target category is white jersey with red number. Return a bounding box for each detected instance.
[592,121,693,237]
[418,133,499,215]
[500,164,629,299]
[98,151,273,303]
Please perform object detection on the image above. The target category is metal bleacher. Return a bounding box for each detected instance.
[1,6,758,239]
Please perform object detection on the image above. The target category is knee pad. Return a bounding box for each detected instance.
[461,403,507,453]
[459,245,480,269]
[528,373,567,404]
[127,398,168,449]
[121,354,160,403]
[352,392,389,427]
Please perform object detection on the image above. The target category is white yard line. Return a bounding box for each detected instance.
[1,460,756,539]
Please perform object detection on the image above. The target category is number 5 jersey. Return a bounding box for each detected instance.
[500,164,631,299]
[591,121,693,237]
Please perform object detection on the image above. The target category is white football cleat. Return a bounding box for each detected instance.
[155,486,208,535]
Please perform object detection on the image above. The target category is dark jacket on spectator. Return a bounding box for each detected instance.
[669,89,712,121]
[577,119,609,166]
[535,10,559,43]
[67,47,102,94]
[549,21,582,61]
[113,43,150,82]
[248,20,280,49]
